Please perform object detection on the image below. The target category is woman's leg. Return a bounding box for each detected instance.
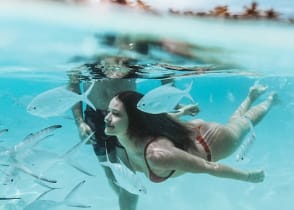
[229,84,268,122]
[244,92,277,125]
[215,89,277,160]
[119,188,138,210]
[222,92,277,157]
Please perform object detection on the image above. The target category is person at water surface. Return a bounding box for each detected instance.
[104,84,278,183]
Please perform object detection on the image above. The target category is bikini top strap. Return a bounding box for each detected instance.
[144,138,175,183]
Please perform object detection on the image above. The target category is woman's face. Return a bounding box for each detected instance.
[104,97,129,137]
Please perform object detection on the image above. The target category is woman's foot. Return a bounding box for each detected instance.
[249,84,268,101]
[268,91,279,105]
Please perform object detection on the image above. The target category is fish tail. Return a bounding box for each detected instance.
[83,82,96,110]
[84,98,96,111]
[185,80,193,92]
[184,80,195,103]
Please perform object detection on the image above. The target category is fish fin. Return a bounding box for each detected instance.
[116,156,128,170]
[30,134,54,149]
[16,125,62,152]
[185,80,193,92]
[67,202,91,208]
[113,180,122,188]
[99,144,118,172]
[99,159,112,169]
[64,180,86,203]
[99,161,110,167]
[83,82,96,111]
[35,187,58,201]
[67,159,95,176]
[104,141,114,164]
[16,165,57,183]
[61,132,94,159]
[98,141,111,167]
[35,179,61,190]
[59,133,95,176]
[116,157,137,175]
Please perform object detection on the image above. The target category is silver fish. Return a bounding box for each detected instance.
[23,180,91,210]
[100,147,147,195]
[137,81,195,114]
[1,159,57,187]
[25,132,95,177]
[0,125,62,185]
[27,83,95,118]
[0,125,61,158]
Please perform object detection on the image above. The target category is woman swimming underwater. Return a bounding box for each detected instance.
[104,84,277,183]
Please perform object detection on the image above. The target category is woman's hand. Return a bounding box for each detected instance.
[247,170,265,183]
[178,104,200,116]
[171,104,200,118]
[78,121,95,144]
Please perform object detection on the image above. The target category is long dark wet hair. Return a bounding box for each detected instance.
[115,91,193,150]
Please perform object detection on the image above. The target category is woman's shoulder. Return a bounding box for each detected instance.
[188,119,205,126]
[144,137,176,165]
[145,137,175,152]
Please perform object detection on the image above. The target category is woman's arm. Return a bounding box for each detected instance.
[168,104,200,119]
[67,72,93,142]
[147,142,264,183]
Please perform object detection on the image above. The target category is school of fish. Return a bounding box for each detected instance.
[0,125,93,209]
[0,82,195,210]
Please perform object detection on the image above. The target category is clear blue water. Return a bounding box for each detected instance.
[1,1,294,210]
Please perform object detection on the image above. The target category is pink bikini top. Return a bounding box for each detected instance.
[143,138,175,183]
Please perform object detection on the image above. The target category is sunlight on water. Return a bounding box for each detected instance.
[1,1,294,210]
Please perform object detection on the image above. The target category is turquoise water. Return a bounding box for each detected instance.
[1,1,294,210]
